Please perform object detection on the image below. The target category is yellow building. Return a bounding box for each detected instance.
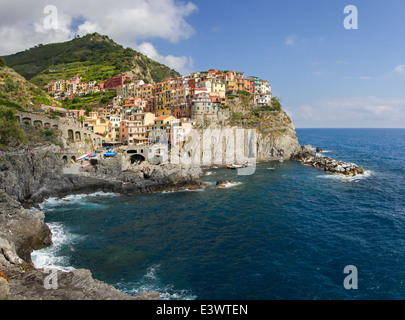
[93,118,110,137]
[211,79,226,98]
[226,80,237,92]
[153,115,175,131]
[155,81,174,116]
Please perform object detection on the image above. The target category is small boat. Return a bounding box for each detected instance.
[267,167,276,170]
[227,163,247,170]
[279,158,284,163]
[104,152,117,158]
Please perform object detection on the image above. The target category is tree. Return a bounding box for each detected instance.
[78,115,86,125]
[271,97,282,110]
[0,58,6,68]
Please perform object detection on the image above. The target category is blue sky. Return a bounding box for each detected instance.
[1,0,404,128]
[155,0,405,128]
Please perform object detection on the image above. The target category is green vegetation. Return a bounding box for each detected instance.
[0,105,25,147]
[0,58,5,68]
[2,33,181,87]
[237,90,253,107]
[271,96,282,110]
[61,91,116,113]
[0,98,24,111]
[0,67,59,111]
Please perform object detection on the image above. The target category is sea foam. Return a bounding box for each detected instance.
[114,264,197,300]
[31,222,81,272]
[317,170,373,182]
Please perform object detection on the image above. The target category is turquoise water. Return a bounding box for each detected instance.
[33,129,405,300]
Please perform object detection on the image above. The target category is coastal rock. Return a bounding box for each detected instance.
[0,189,159,300]
[214,180,235,188]
[299,155,365,177]
[291,145,316,160]
[316,147,325,153]
[0,191,52,265]
[0,148,205,204]
[0,277,9,300]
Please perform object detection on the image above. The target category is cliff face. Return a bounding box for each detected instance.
[197,110,301,164]
[255,111,301,161]
[0,146,204,205]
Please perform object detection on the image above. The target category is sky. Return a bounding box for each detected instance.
[0,0,404,128]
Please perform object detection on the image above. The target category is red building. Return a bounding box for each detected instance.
[103,74,133,89]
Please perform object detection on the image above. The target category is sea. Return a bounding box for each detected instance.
[32,128,405,300]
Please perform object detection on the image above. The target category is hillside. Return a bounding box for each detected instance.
[2,33,181,88]
[0,64,59,110]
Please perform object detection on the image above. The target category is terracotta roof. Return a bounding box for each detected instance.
[155,115,172,121]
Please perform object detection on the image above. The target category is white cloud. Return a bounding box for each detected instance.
[76,21,99,37]
[137,42,194,76]
[0,0,197,72]
[295,97,405,127]
[393,65,405,75]
[285,34,298,46]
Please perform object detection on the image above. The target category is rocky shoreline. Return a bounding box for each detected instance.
[0,139,365,300]
[0,190,161,300]
[0,149,206,300]
[292,145,365,177]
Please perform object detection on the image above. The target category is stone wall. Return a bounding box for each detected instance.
[17,111,106,150]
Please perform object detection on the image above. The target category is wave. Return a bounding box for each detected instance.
[204,171,215,176]
[316,150,333,157]
[215,181,243,189]
[39,192,119,210]
[317,170,373,182]
[161,187,206,194]
[115,264,197,300]
[32,222,82,272]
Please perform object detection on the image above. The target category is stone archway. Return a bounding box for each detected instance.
[68,130,74,142]
[33,120,43,129]
[130,154,146,164]
[75,131,81,141]
[22,118,31,126]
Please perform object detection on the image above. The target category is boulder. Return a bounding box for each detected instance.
[0,277,9,300]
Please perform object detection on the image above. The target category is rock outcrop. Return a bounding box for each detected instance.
[292,145,365,177]
[0,147,204,205]
[0,190,159,300]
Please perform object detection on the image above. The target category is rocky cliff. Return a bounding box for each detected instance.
[197,109,301,164]
[0,147,204,205]
[0,105,304,300]
[0,190,160,300]
[0,148,204,300]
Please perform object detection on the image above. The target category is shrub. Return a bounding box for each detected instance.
[0,105,25,146]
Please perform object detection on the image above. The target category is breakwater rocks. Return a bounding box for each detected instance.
[293,145,365,177]
[0,190,159,300]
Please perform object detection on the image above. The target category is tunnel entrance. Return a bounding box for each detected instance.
[130,154,146,164]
